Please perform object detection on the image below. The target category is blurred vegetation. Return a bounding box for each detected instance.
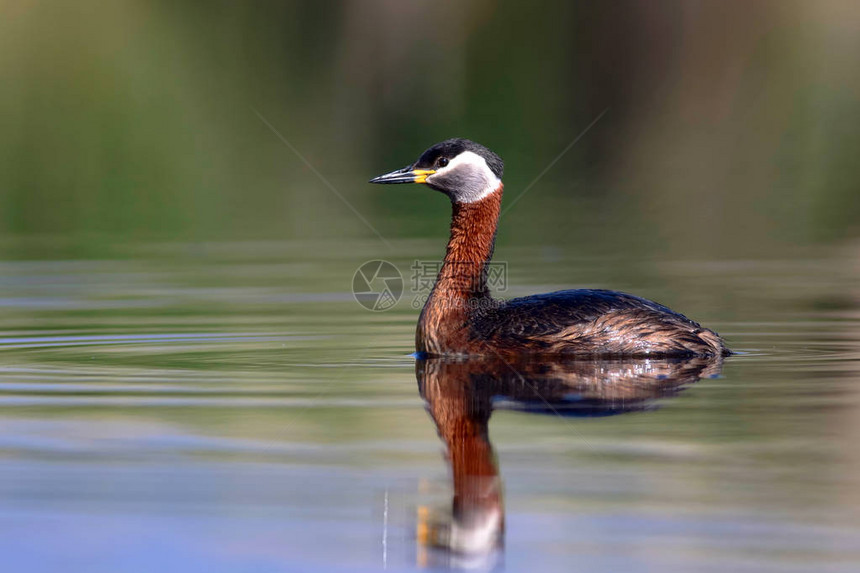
[0,0,858,259]
[1,3,858,538]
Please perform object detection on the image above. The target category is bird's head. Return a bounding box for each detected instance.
[370,138,504,203]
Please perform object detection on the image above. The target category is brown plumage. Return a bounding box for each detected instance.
[416,186,502,355]
[370,138,731,358]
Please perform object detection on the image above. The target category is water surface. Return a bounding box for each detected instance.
[0,239,858,572]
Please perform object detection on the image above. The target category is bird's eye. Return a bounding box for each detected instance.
[437,157,449,168]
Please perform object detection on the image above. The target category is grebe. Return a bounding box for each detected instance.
[370,138,730,358]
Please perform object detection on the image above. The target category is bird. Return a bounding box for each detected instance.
[370,138,730,358]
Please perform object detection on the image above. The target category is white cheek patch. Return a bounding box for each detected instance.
[429,151,501,203]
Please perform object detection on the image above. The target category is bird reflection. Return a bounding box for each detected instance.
[415,355,724,569]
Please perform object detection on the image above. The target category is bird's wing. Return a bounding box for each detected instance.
[470,289,723,355]
[473,289,684,337]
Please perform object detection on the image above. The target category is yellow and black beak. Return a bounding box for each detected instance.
[369,166,435,185]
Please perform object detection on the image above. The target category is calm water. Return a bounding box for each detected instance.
[1,239,859,572]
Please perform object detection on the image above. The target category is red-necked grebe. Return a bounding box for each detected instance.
[370,138,730,358]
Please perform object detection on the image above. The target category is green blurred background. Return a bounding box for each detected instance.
[1,5,859,569]
[1,0,858,259]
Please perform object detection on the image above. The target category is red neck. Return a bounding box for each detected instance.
[434,185,503,299]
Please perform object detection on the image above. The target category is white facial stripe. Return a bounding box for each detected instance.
[429,151,501,203]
